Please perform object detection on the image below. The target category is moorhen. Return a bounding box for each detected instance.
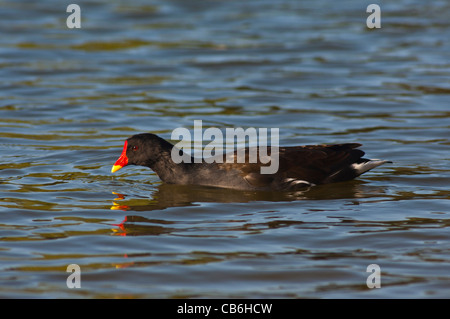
[111,133,390,191]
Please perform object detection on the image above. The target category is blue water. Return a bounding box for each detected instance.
[0,0,449,298]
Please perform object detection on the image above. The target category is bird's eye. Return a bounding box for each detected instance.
[132,145,138,151]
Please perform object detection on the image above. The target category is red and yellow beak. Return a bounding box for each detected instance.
[111,141,128,173]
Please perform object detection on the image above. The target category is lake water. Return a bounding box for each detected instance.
[0,0,449,298]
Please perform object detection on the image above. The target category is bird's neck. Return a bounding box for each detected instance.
[148,146,194,184]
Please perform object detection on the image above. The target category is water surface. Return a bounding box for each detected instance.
[0,0,449,298]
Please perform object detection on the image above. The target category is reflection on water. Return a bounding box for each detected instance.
[111,180,388,212]
[0,0,449,298]
[109,181,391,236]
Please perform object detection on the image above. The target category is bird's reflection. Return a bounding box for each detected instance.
[110,181,388,236]
[111,183,309,211]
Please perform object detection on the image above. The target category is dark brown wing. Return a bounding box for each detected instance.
[275,143,364,184]
[215,143,364,189]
